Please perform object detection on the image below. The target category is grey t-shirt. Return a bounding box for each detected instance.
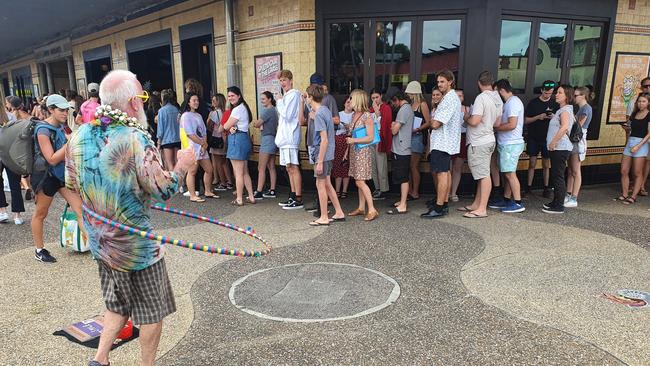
[305,94,338,147]
[468,90,501,146]
[312,106,335,162]
[576,104,593,130]
[260,106,278,136]
[392,103,414,156]
[546,104,575,152]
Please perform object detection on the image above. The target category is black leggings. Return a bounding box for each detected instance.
[0,162,25,213]
[549,150,570,208]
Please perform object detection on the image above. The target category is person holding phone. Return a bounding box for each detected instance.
[524,80,559,198]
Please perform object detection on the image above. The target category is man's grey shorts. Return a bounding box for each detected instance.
[98,258,176,325]
[468,142,495,180]
[313,160,333,178]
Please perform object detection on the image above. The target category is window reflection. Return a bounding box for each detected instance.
[570,24,602,91]
[374,21,411,92]
[329,22,365,95]
[534,23,567,88]
[498,20,532,93]
[420,20,461,93]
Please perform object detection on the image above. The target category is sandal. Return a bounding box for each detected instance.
[204,194,220,199]
[348,208,365,216]
[614,195,628,202]
[230,199,244,206]
[190,197,206,203]
[623,196,636,205]
[456,206,473,212]
[309,220,330,226]
[640,189,648,196]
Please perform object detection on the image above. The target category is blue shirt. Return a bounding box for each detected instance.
[156,104,181,145]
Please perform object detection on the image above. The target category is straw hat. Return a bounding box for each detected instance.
[405,81,422,94]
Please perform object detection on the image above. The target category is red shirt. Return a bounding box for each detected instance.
[377,103,393,153]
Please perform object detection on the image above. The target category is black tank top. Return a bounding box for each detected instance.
[630,112,650,138]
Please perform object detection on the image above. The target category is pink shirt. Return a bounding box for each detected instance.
[80,99,100,123]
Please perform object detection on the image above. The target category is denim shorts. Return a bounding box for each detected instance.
[623,136,649,158]
[259,134,278,155]
[226,131,252,161]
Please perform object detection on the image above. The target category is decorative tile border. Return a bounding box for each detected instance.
[214,20,315,45]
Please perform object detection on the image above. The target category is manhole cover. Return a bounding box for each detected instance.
[229,262,400,322]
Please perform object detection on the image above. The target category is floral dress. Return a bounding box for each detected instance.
[348,112,372,181]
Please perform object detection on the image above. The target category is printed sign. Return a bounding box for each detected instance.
[607,53,650,124]
[254,53,282,117]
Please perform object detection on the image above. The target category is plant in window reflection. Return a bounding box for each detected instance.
[375,21,410,91]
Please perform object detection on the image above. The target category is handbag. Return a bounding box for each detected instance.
[60,204,90,252]
[208,134,224,149]
[351,114,380,149]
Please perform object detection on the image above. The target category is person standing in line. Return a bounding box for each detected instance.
[305,84,345,226]
[627,79,650,197]
[491,79,526,213]
[0,101,25,225]
[180,93,218,202]
[449,88,469,202]
[421,70,462,218]
[461,71,502,218]
[224,86,255,206]
[302,73,339,216]
[66,70,196,366]
[31,94,85,263]
[275,69,305,210]
[333,96,353,198]
[253,91,279,200]
[565,86,593,207]
[387,90,414,215]
[370,88,393,201]
[156,89,181,171]
[618,93,650,205]
[524,80,559,197]
[542,85,576,214]
[76,83,101,125]
[207,93,232,191]
[346,89,379,221]
[405,81,431,200]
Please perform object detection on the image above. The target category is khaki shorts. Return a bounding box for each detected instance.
[468,142,495,180]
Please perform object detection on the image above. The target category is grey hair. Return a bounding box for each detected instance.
[99,70,140,111]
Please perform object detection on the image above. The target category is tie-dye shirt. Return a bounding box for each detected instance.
[65,123,180,272]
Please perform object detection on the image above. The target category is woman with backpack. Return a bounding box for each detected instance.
[0,101,25,225]
[31,94,84,263]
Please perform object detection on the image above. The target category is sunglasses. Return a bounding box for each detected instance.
[130,90,150,103]
[642,84,650,88]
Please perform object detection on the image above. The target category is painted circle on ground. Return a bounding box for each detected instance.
[229,262,401,322]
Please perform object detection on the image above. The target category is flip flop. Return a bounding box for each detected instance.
[614,196,628,201]
[190,198,206,203]
[456,206,473,212]
[309,221,330,226]
[622,197,636,205]
[463,212,487,218]
[386,209,408,215]
[331,217,346,222]
[204,194,220,199]
[230,200,244,206]
[639,190,648,196]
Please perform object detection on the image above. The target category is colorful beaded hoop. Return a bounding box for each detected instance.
[82,203,271,257]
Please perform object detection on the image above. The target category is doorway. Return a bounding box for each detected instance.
[181,35,214,101]
[127,45,174,92]
[84,57,111,85]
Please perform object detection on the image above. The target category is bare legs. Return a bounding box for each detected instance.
[162,147,178,171]
[93,311,163,366]
[231,160,255,204]
[256,153,277,193]
[32,187,83,250]
[409,153,421,198]
[315,176,344,224]
[335,177,350,195]
[567,154,582,198]
[450,158,464,198]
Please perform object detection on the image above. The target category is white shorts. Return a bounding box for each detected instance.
[279,147,300,166]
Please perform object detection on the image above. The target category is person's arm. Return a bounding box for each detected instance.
[157,113,164,141]
[548,111,570,151]
[631,120,650,153]
[253,116,264,128]
[348,114,375,144]
[495,116,517,132]
[417,102,432,131]
[183,115,208,148]
[37,132,66,165]
[315,129,328,175]
[577,114,588,128]
[134,134,192,200]
[391,120,402,135]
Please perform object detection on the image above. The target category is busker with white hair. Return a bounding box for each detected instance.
[65,70,196,366]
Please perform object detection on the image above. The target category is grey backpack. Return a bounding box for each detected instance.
[0,118,42,175]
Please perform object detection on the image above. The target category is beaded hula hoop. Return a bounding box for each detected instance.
[82,203,271,257]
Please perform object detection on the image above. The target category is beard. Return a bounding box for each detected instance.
[136,107,148,129]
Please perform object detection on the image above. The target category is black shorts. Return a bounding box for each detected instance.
[160,142,181,150]
[526,138,549,159]
[429,150,451,173]
[391,153,410,184]
[31,173,64,197]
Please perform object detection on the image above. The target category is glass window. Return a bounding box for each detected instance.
[420,20,461,93]
[498,20,532,93]
[329,22,365,95]
[374,21,411,92]
[533,22,567,88]
[569,24,602,90]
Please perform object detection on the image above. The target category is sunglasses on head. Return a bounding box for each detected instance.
[542,82,556,89]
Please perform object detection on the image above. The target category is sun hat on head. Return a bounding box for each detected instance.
[405,81,422,94]
[45,94,72,109]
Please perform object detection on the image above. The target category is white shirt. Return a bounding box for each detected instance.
[230,104,250,132]
[430,89,462,155]
[497,95,525,145]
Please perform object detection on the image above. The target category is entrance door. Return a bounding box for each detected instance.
[181,35,214,101]
[126,30,174,92]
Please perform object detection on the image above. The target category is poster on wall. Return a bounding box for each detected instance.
[254,53,282,118]
[607,52,650,124]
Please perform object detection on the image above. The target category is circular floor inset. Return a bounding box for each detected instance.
[229,262,400,322]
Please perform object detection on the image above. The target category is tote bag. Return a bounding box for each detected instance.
[60,204,90,252]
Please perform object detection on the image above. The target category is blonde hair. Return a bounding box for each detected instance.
[277,69,293,80]
[0,99,8,126]
[408,92,424,106]
[349,89,369,113]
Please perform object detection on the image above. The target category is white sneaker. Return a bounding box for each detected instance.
[14,217,24,225]
[182,191,200,197]
[0,212,8,223]
[564,194,571,204]
[564,197,578,208]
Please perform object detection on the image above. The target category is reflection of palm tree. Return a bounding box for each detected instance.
[350,25,358,93]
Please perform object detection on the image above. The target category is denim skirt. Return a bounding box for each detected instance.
[226,131,252,161]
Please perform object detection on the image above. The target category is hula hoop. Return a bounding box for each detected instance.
[82,203,271,257]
